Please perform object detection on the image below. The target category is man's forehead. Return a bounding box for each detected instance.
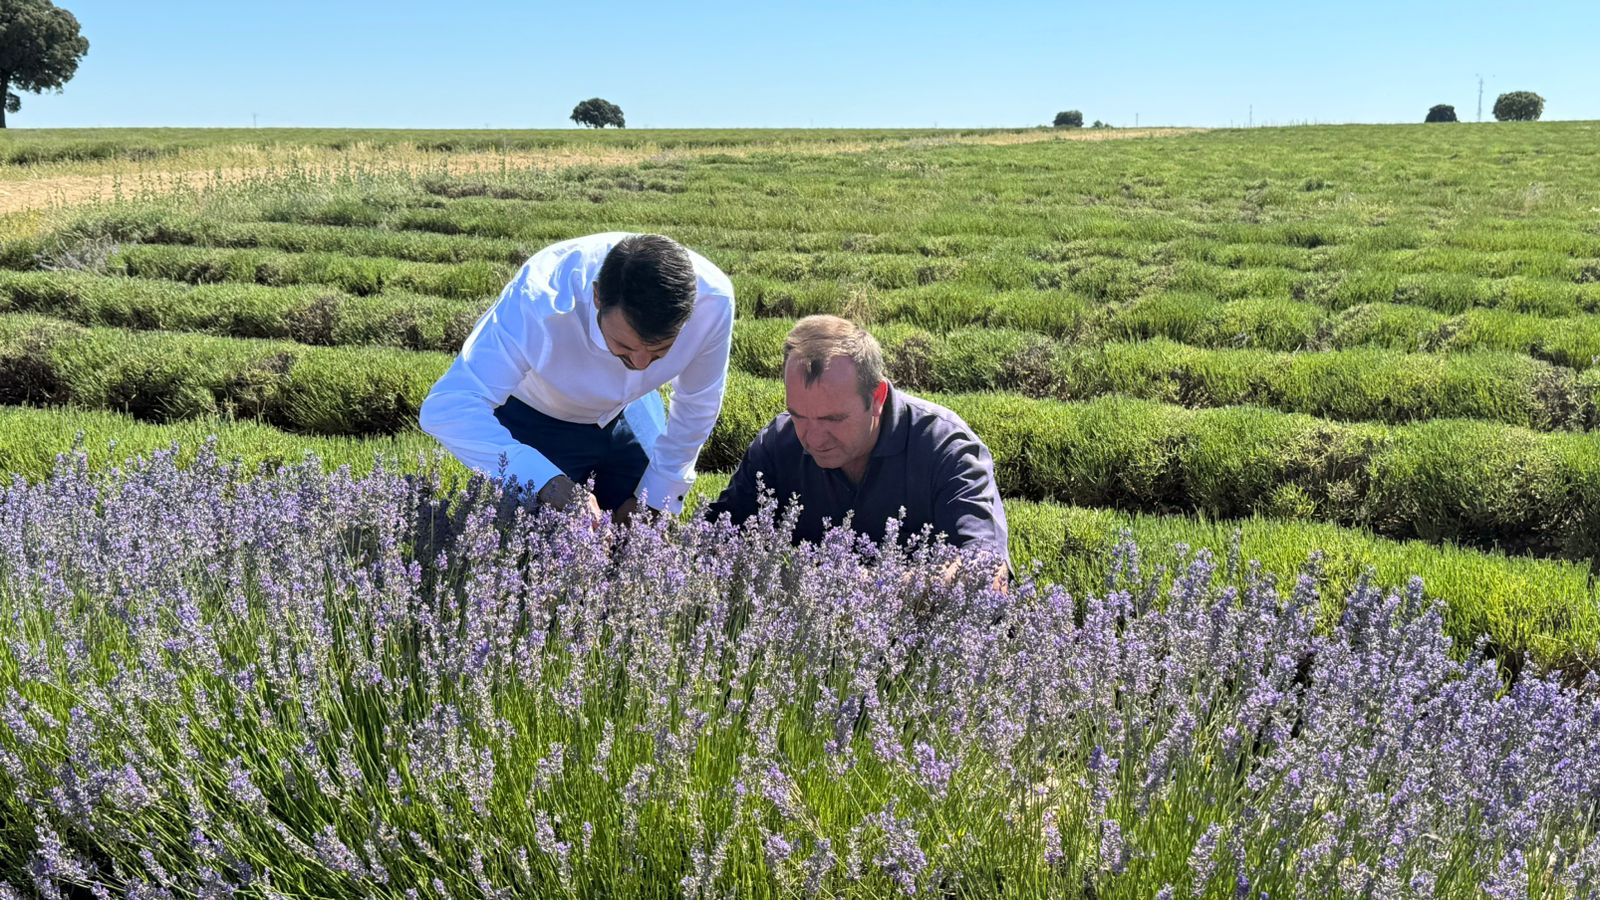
[785,367,862,416]
[783,353,856,383]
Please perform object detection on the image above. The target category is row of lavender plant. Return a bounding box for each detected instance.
[0,445,1595,897]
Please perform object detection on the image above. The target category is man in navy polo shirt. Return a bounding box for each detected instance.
[708,315,1009,563]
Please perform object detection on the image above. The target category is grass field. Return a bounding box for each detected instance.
[1,122,1599,897]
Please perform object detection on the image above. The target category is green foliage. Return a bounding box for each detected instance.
[1492,91,1545,122]
[570,97,625,129]
[0,271,484,350]
[700,371,1600,561]
[0,0,90,127]
[734,319,1585,428]
[0,315,445,435]
[0,125,1015,166]
[8,310,1599,561]
[1053,110,1084,128]
[1425,104,1458,123]
[100,244,512,299]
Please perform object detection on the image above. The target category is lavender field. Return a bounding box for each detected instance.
[0,124,1598,896]
[0,450,1595,897]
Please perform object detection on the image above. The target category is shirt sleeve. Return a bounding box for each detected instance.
[929,428,1011,559]
[418,257,565,494]
[635,292,735,513]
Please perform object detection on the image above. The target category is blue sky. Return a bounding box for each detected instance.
[10,0,1597,129]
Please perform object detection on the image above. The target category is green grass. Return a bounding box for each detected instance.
[103,243,513,299]
[0,126,1037,166]
[6,312,1600,561]
[0,270,484,349]
[5,277,1587,429]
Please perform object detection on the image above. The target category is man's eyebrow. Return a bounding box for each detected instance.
[616,337,671,353]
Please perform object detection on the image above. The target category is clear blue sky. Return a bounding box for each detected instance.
[12,0,1598,129]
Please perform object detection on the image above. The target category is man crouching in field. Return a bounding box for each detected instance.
[707,315,1009,572]
[420,233,734,522]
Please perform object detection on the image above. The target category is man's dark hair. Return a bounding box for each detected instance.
[595,234,698,344]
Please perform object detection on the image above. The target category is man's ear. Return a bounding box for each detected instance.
[872,380,888,411]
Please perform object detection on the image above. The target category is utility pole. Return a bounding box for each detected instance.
[252,112,257,128]
[1476,74,1484,122]
[1249,104,1253,127]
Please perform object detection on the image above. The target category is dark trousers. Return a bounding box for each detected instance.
[492,397,649,511]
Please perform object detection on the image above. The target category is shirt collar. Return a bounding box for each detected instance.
[870,384,912,458]
[585,285,611,354]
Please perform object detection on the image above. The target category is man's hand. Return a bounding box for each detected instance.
[613,496,642,527]
[536,475,603,526]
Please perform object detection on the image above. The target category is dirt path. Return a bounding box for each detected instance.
[0,128,1196,216]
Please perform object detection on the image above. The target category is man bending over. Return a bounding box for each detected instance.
[421,233,734,521]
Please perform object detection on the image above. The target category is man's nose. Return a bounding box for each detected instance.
[629,351,653,370]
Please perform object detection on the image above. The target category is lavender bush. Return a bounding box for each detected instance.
[0,444,1596,898]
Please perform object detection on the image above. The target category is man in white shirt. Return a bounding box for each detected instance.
[420,232,735,522]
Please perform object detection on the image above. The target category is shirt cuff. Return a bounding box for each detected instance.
[503,445,566,497]
[636,466,693,514]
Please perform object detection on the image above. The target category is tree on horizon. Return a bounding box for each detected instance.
[571,98,625,129]
[1492,91,1544,122]
[0,0,90,129]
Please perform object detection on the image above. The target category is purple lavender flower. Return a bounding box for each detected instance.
[0,444,1593,895]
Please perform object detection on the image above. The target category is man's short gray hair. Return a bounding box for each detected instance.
[782,315,885,408]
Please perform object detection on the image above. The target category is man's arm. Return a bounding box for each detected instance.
[418,260,565,495]
[634,295,734,513]
[929,430,1011,561]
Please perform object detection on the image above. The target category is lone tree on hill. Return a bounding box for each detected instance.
[1492,91,1544,122]
[1425,104,1458,123]
[571,98,625,129]
[0,0,90,129]
[1053,110,1084,128]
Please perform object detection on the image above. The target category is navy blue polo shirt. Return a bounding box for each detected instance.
[707,386,1009,557]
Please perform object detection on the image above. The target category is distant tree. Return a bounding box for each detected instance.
[1090,119,1113,129]
[1053,110,1083,128]
[571,97,625,129]
[1424,104,1458,123]
[0,0,90,129]
[1492,91,1544,122]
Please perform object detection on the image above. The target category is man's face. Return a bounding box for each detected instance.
[598,308,675,372]
[783,355,884,472]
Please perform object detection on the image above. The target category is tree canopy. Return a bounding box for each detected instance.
[0,0,90,128]
[571,98,625,129]
[1492,91,1544,122]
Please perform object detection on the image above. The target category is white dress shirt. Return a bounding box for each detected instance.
[419,232,735,513]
